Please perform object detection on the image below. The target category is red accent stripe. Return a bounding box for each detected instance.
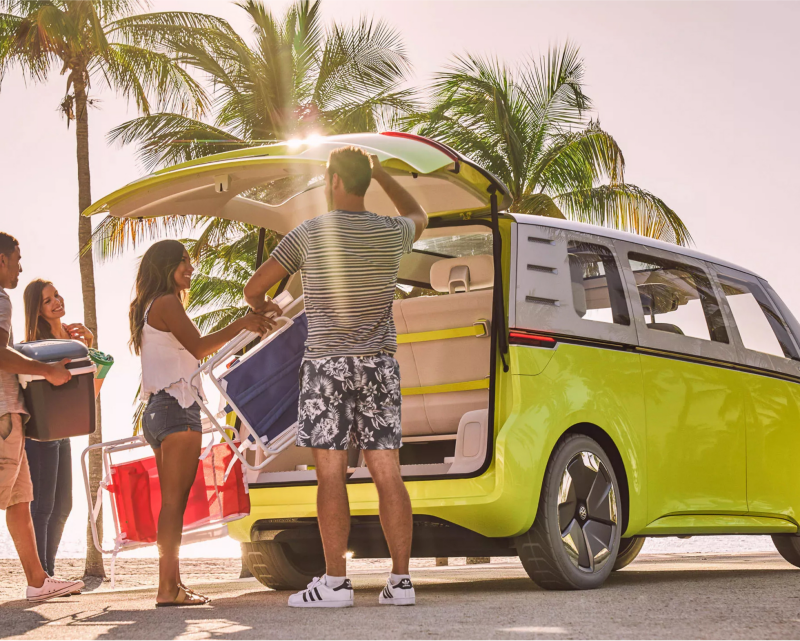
[509,331,557,348]
[380,131,460,161]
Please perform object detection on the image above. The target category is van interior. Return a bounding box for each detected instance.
[245,224,495,485]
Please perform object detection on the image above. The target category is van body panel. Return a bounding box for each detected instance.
[744,374,800,522]
[640,514,797,536]
[639,353,748,519]
[508,342,648,536]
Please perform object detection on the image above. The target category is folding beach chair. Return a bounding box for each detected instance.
[186,292,307,476]
[81,431,250,587]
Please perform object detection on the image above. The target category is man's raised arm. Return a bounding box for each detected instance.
[370,155,428,242]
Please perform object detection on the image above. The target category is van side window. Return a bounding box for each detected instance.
[716,270,799,360]
[568,241,630,325]
[628,253,728,343]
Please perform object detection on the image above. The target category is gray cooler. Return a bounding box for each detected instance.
[16,339,97,441]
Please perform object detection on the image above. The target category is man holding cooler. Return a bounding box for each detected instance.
[244,147,428,608]
[0,232,83,601]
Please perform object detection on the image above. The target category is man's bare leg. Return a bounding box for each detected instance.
[363,449,412,575]
[312,449,350,577]
[6,502,47,587]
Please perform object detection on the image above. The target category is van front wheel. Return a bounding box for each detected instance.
[772,535,800,568]
[515,434,621,590]
[242,541,326,590]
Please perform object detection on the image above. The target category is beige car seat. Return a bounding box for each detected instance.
[394,255,493,437]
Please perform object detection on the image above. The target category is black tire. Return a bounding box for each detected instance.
[515,434,622,590]
[772,535,800,568]
[612,536,645,571]
[242,541,325,590]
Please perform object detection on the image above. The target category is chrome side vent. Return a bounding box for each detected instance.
[528,236,555,246]
[526,296,560,307]
[527,264,557,275]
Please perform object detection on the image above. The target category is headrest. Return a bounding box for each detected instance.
[568,256,587,318]
[430,255,494,293]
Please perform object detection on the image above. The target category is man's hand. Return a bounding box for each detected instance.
[250,298,284,318]
[370,154,389,182]
[44,359,72,386]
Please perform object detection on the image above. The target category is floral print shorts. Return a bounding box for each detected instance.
[296,353,402,450]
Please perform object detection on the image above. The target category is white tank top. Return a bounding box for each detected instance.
[139,298,207,408]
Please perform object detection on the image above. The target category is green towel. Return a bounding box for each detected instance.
[88,349,114,379]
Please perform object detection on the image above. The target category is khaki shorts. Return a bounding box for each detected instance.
[0,413,33,510]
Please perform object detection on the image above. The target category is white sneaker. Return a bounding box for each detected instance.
[26,577,85,602]
[288,575,354,608]
[379,576,415,606]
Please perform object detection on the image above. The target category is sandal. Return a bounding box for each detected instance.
[179,583,210,603]
[155,586,210,608]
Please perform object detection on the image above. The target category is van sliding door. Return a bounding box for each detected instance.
[614,240,747,520]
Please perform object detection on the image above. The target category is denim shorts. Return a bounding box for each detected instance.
[141,391,202,450]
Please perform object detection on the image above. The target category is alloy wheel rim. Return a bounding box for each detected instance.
[557,451,617,573]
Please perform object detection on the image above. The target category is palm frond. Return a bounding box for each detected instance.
[90,213,195,260]
[107,112,243,170]
[94,42,208,117]
[534,122,625,194]
[554,184,692,246]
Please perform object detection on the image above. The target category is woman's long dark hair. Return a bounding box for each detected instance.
[129,239,186,355]
[23,278,56,342]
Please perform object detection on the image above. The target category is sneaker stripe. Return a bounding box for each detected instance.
[303,591,308,603]
[314,587,322,601]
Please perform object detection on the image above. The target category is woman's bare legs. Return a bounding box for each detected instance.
[152,429,203,603]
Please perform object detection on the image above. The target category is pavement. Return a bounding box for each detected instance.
[1,553,799,640]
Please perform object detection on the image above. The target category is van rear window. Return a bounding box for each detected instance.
[567,241,630,326]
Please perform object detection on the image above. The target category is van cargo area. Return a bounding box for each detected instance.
[243,225,495,486]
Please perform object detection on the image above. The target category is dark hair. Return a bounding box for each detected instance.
[327,147,372,197]
[0,232,19,257]
[23,279,56,341]
[129,239,186,355]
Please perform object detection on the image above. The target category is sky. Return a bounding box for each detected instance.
[1,0,799,558]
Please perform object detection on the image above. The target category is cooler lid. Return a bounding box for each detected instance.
[15,339,90,363]
[82,133,512,234]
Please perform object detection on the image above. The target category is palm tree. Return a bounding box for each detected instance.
[404,43,691,245]
[92,0,415,259]
[0,0,229,578]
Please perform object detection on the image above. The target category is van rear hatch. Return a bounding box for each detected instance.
[83,133,511,233]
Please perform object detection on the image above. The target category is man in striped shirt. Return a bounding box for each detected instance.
[244,147,427,608]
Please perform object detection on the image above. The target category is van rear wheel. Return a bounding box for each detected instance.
[612,536,645,571]
[772,535,800,568]
[242,541,325,590]
[515,434,621,590]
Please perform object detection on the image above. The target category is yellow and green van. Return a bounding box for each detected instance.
[87,132,800,590]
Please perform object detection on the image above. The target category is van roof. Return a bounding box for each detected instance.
[509,213,762,279]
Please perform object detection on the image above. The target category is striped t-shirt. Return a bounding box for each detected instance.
[271,210,416,359]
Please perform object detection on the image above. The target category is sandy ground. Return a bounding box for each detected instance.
[1,553,800,639]
[0,556,512,601]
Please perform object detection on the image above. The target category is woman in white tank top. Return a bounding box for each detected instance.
[129,240,280,607]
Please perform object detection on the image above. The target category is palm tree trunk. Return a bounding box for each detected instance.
[74,74,106,579]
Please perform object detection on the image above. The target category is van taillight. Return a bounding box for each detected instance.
[509,331,557,348]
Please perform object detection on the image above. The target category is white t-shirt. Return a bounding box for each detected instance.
[0,286,26,417]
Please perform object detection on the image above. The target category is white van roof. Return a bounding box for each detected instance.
[509,213,762,280]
